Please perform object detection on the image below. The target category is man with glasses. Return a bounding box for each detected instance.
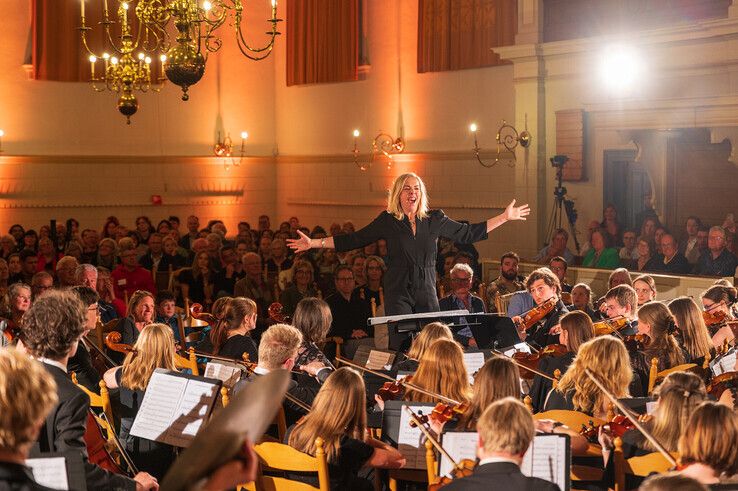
[695,226,738,277]
[547,256,572,294]
[30,271,54,300]
[67,286,102,392]
[439,263,484,347]
[325,264,372,358]
[655,233,690,275]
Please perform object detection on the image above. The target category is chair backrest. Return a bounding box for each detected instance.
[648,357,698,393]
[71,373,115,438]
[613,436,676,491]
[533,410,605,434]
[250,438,330,491]
[495,292,516,315]
[174,347,200,376]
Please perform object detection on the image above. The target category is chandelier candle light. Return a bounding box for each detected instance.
[352,129,406,171]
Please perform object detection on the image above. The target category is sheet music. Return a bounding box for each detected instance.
[397,405,431,469]
[463,352,485,384]
[26,457,69,490]
[439,432,478,477]
[130,370,220,448]
[204,361,242,389]
[521,434,568,489]
[711,348,736,376]
[366,350,395,370]
[646,401,658,414]
[503,342,531,358]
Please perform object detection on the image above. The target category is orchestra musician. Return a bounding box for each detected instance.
[455,356,522,430]
[291,297,335,378]
[514,267,569,348]
[668,297,715,366]
[391,321,453,373]
[601,285,639,336]
[401,339,471,405]
[67,286,103,392]
[633,274,658,306]
[441,397,560,491]
[195,297,258,362]
[103,324,178,479]
[22,290,158,490]
[286,367,406,491]
[287,172,530,316]
[700,284,737,348]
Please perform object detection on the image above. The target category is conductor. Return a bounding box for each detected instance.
[287,173,530,315]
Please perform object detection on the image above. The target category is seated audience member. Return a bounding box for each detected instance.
[633,274,657,306]
[506,289,536,318]
[452,251,481,291]
[619,229,638,264]
[0,234,16,260]
[700,284,737,348]
[154,290,182,343]
[352,255,385,310]
[546,336,632,417]
[112,290,156,363]
[101,216,119,239]
[485,252,526,308]
[582,228,620,269]
[635,196,659,238]
[579,220,602,257]
[67,286,103,392]
[64,241,83,261]
[75,263,98,290]
[668,296,715,366]
[676,402,738,486]
[79,229,99,264]
[36,237,60,274]
[103,323,178,479]
[134,216,155,247]
[528,311,595,412]
[548,256,572,293]
[0,258,9,300]
[633,236,661,272]
[442,398,560,491]
[0,349,60,490]
[196,297,258,361]
[55,255,80,288]
[402,339,471,405]
[279,259,319,317]
[680,216,703,265]
[695,226,738,277]
[205,233,223,270]
[1,283,31,340]
[233,252,274,318]
[161,236,186,270]
[179,251,216,307]
[138,233,166,273]
[439,263,484,347]
[654,226,668,256]
[95,237,118,270]
[570,283,599,320]
[10,250,38,285]
[213,244,245,298]
[392,321,453,373]
[30,271,53,300]
[179,215,200,250]
[324,264,372,358]
[95,267,122,322]
[22,290,158,490]
[602,284,639,336]
[601,204,624,246]
[349,253,367,288]
[287,367,405,491]
[513,268,569,349]
[608,267,633,289]
[656,233,691,274]
[112,244,156,301]
[534,228,575,264]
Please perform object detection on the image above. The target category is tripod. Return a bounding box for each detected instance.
[544,160,581,254]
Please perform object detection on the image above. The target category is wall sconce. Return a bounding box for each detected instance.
[469,119,531,168]
[352,129,405,171]
[213,131,248,170]
[0,129,4,153]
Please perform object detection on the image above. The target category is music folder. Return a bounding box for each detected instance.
[26,451,86,491]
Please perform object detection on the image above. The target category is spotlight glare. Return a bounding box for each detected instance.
[599,44,642,93]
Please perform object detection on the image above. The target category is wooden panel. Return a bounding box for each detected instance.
[556,109,585,181]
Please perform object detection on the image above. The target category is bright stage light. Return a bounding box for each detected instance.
[599,45,643,93]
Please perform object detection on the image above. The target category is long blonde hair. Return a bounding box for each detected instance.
[406,322,453,361]
[638,302,685,370]
[120,323,177,391]
[387,173,429,220]
[288,367,366,462]
[405,339,470,404]
[556,337,632,415]
[668,297,713,361]
[457,356,520,430]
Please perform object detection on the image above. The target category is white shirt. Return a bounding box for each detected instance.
[36,357,67,373]
[478,456,521,466]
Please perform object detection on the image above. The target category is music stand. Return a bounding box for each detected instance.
[466,313,520,349]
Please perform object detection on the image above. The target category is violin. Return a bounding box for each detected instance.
[512,344,568,379]
[593,316,630,337]
[623,334,651,351]
[84,410,128,475]
[377,376,411,402]
[428,459,476,490]
[515,297,557,331]
[707,371,738,399]
[268,302,291,323]
[579,414,636,441]
[429,401,470,424]
[703,308,728,327]
[1,318,21,343]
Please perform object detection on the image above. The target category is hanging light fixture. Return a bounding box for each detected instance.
[352,130,405,171]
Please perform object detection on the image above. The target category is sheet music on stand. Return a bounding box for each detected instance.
[204,360,243,389]
[521,434,570,491]
[462,351,485,384]
[366,349,396,370]
[396,404,433,469]
[710,347,736,377]
[130,368,222,448]
[439,431,478,477]
[26,451,86,491]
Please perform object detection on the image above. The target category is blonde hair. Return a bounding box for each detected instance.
[0,350,58,451]
[458,356,520,430]
[477,397,534,456]
[120,323,177,391]
[678,401,738,476]
[637,302,685,370]
[559,310,595,352]
[292,297,332,344]
[405,339,471,404]
[406,322,453,361]
[668,297,713,362]
[288,367,366,462]
[126,290,154,319]
[556,337,632,415]
[387,173,429,220]
[258,323,303,370]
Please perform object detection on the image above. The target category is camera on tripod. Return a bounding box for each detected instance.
[550,155,569,168]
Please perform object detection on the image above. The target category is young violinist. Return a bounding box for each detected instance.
[287,367,406,491]
[391,321,453,373]
[700,284,737,348]
[22,290,158,490]
[441,397,560,491]
[545,336,632,419]
[103,323,179,479]
[668,297,715,366]
[514,267,569,349]
[528,311,595,412]
[602,285,639,336]
[455,356,521,430]
[291,297,334,381]
[676,401,738,486]
[403,338,471,405]
[570,282,600,320]
[633,274,658,306]
[195,297,258,362]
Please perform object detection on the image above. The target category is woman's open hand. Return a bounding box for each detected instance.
[287,230,312,253]
[504,199,531,221]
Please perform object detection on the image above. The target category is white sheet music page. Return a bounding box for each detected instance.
[26,457,69,490]
[463,352,485,383]
[439,432,477,477]
[504,342,531,358]
[366,350,394,370]
[398,405,432,469]
[521,434,567,489]
[204,361,242,389]
[130,370,219,448]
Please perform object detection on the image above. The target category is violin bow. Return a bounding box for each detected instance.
[239,363,312,413]
[81,334,118,369]
[335,356,461,405]
[98,412,140,475]
[490,349,556,382]
[583,368,677,467]
[403,406,461,471]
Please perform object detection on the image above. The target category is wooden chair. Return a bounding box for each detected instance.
[71,374,116,438]
[495,292,516,315]
[647,358,698,393]
[613,437,675,491]
[238,438,330,491]
[424,439,441,486]
[174,347,200,376]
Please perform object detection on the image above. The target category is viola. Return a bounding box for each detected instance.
[707,371,738,399]
[623,334,650,352]
[267,302,291,323]
[593,316,629,336]
[512,344,568,379]
[515,297,557,331]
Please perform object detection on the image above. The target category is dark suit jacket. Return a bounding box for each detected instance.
[0,461,58,491]
[442,462,560,491]
[655,253,691,275]
[33,363,135,491]
[68,342,102,393]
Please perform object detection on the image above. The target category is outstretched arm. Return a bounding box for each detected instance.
[287,231,334,253]
[487,199,531,233]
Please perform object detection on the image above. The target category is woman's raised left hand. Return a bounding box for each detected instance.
[504,199,531,221]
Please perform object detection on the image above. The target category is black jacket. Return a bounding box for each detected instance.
[67,341,102,393]
[333,210,488,315]
[0,462,58,491]
[442,461,560,491]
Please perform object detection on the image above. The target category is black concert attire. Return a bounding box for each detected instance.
[527,352,575,412]
[526,300,569,349]
[0,462,58,491]
[196,333,258,362]
[332,210,488,315]
[33,363,135,491]
[391,354,419,373]
[233,276,275,318]
[68,341,102,392]
[114,369,176,479]
[106,317,140,365]
[442,462,560,491]
[696,249,738,277]
[325,292,373,340]
[177,269,210,305]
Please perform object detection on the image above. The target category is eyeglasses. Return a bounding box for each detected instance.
[451,277,471,283]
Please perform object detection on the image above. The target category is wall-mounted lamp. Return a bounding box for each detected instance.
[469,119,531,168]
[213,130,248,170]
[352,129,405,171]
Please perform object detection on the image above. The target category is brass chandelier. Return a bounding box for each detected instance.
[79,0,281,122]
